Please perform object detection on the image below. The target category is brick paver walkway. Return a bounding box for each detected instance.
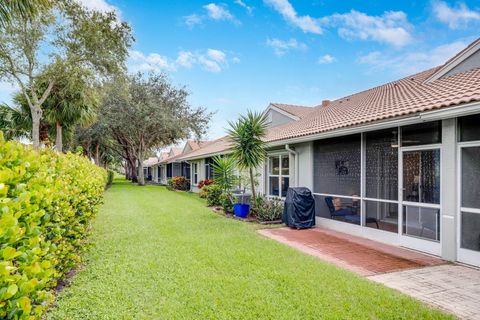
[369,265,480,320]
[258,227,443,276]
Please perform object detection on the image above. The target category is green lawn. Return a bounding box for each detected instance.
[46,178,451,320]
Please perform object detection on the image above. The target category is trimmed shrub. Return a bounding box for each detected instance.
[254,196,284,222]
[197,178,213,189]
[106,169,115,187]
[203,184,223,206]
[171,176,190,191]
[219,192,234,213]
[0,134,106,319]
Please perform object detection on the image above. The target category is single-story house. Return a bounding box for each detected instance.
[176,38,480,267]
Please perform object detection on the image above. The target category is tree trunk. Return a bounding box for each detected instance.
[137,153,145,186]
[249,167,256,209]
[31,106,42,149]
[55,121,63,153]
[95,143,100,165]
[127,157,137,182]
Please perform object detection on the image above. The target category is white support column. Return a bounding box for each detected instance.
[441,118,457,261]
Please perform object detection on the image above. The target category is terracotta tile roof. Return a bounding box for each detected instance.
[186,139,207,151]
[265,66,480,142]
[143,157,159,167]
[170,147,182,156]
[177,136,231,160]
[270,103,314,119]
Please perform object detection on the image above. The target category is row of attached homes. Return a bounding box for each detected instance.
[143,39,480,268]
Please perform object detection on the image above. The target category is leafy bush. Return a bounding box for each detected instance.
[254,196,284,222]
[203,184,223,206]
[106,169,115,187]
[197,178,213,189]
[171,176,190,191]
[219,192,234,213]
[0,134,106,319]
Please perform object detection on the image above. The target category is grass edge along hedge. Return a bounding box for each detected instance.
[0,134,107,320]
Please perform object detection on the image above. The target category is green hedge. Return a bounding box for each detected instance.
[0,134,107,319]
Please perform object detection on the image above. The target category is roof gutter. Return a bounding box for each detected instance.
[285,144,299,187]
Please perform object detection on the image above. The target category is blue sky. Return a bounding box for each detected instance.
[1,0,479,139]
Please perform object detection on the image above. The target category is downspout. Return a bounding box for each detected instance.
[285,144,299,187]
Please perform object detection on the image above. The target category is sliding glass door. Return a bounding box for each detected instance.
[457,114,480,266]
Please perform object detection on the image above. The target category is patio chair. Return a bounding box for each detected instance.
[324,197,379,228]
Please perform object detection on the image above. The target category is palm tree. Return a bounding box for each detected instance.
[227,111,268,207]
[0,102,31,140]
[212,155,237,192]
[0,0,50,26]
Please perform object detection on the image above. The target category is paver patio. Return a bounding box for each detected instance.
[259,226,480,320]
[258,227,444,276]
[370,265,480,320]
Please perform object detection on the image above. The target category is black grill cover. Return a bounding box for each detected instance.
[283,187,316,229]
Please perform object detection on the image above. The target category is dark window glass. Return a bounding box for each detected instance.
[458,114,480,142]
[365,128,398,200]
[403,149,440,204]
[401,121,441,146]
[281,177,289,197]
[365,200,398,232]
[403,205,440,241]
[313,134,361,196]
[269,176,279,196]
[462,147,480,209]
[461,211,480,252]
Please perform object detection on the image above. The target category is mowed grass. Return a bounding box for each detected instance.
[46,178,452,320]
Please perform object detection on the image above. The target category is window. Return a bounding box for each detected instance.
[401,121,441,146]
[268,155,289,197]
[458,114,480,142]
[192,163,198,185]
[205,158,214,180]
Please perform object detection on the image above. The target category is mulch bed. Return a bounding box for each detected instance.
[209,206,282,225]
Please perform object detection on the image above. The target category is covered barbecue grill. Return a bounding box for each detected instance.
[282,187,316,229]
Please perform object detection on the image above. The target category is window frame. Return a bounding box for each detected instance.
[267,153,290,198]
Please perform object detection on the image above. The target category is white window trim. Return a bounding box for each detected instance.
[267,154,290,198]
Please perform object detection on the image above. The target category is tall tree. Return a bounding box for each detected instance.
[227,111,268,207]
[0,0,132,149]
[102,73,213,185]
[0,0,50,26]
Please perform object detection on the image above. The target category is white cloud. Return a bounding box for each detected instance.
[263,0,322,34]
[358,40,468,75]
[176,51,196,68]
[184,14,203,28]
[128,51,175,72]
[432,1,480,29]
[76,0,122,19]
[326,10,412,47]
[235,0,254,15]
[231,57,241,63]
[266,38,307,56]
[203,3,235,21]
[184,3,239,27]
[207,49,227,63]
[318,54,336,64]
[129,49,231,73]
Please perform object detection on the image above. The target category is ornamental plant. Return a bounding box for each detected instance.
[171,176,190,191]
[197,178,213,189]
[0,133,106,319]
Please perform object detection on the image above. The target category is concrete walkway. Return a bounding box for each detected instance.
[259,227,480,319]
[370,265,480,320]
